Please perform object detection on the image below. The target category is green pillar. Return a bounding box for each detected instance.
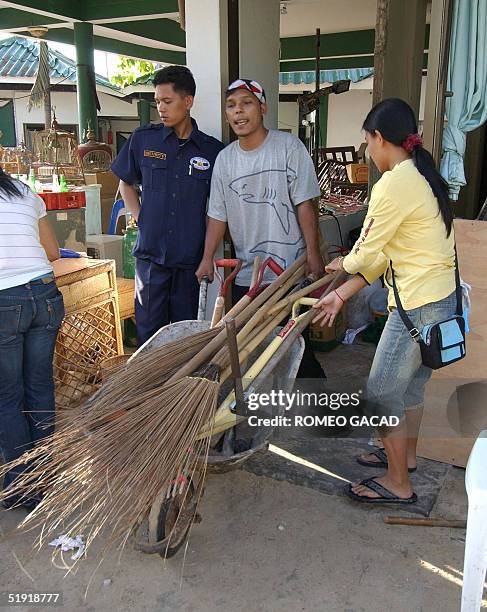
[319,95,329,148]
[74,22,98,142]
[138,99,151,126]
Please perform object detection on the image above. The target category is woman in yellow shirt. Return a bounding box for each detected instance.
[313,98,456,505]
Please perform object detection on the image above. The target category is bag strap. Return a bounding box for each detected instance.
[390,239,462,342]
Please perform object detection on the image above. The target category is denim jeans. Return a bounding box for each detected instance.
[367,291,457,419]
[0,278,65,492]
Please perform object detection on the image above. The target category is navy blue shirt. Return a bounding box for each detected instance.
[111,120,224,268]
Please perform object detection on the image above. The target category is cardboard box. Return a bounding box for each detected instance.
[308,306,347,352]
[346,163,369,184]
[116,277,135,320]
[47,208,86,251]
[85,171,120,198]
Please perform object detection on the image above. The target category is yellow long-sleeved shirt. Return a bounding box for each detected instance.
[342,159,456,310]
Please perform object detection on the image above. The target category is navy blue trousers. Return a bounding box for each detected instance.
[135,259,200,347]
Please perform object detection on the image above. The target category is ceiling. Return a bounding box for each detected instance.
[280,0,378,37]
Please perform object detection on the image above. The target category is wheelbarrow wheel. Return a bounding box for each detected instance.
[152,480,196,558]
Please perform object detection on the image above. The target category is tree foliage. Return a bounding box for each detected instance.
[110,56,157,88]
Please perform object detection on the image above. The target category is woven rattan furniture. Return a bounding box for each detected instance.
[54,259,123,409]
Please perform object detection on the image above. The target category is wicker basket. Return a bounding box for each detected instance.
[99,354,130,382]
[54,260,124,410]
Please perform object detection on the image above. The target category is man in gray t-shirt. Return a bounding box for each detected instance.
[196,78,326,379]
[196,78,324,287]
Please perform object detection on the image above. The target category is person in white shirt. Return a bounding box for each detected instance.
[0,167,64,511]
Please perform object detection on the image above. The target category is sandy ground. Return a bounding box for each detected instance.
[0,463,473,612]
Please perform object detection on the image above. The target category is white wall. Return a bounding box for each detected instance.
[5,89,140,145]
[185,0,229,141]
[278,101,299,136]
[326,89,373,150]
[239,0,281,130]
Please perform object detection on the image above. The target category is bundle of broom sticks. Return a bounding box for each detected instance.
[0,254,344,560]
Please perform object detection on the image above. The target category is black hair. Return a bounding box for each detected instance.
[153,65,196,97]
[0,167,23,199]
[363,98,453,236]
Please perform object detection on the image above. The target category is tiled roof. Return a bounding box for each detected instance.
[0,36,119,91]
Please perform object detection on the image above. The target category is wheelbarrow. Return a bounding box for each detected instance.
[132,319,304,558]
[130,261,342,558]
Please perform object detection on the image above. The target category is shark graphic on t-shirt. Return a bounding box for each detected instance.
[229,168,298,235]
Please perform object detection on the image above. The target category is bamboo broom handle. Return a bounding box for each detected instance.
[237,301,289,355]
[221,255,275,323]
[267,273,335,316]
[383,517,466,528]
[219,304,292,382]
[241,267,324,349]
[224,263,304,329]
[168,254,308,382]
[235,267,303,341]
[210,268,303,369]
[250,256,261,286]
[215,272,347,419]
[210,296,225,328]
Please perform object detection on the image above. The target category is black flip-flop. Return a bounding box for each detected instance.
[356,448,417,473]
[345,477,418,505]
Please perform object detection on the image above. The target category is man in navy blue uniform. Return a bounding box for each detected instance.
[111,66,224,346]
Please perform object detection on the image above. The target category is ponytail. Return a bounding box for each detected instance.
[363,98,453,237]
[411,146,452,236]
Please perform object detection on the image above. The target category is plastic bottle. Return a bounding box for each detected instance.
[28,171,37,193]
[59,175,68,192]
[52,173,60,192]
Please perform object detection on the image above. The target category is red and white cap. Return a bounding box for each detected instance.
[226,79,266,103]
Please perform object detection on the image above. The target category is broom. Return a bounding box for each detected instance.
[197,272,347,438]
[0,256,308,556]
[0,373,218,558]
[78,257,266,424]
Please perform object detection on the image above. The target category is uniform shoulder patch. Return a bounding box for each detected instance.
[144,150,167,160]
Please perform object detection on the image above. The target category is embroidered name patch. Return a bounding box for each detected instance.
[190,156,211,171]
[144,150,167,160]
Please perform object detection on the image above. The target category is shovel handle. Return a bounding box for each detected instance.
[247,257,285,299]
[214,258,242,297]
[198,276,209,321]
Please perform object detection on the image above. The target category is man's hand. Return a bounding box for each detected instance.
[305,250,326,280]
[196,257,215,282]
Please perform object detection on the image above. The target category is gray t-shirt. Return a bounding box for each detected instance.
[208,130,321,286]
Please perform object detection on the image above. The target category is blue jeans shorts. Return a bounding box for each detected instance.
[367,291,457,420]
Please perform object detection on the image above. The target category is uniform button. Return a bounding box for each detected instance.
[170,211,175,216]
[172,193,176,198]
[175,174,179,179]
[168,230,173,234]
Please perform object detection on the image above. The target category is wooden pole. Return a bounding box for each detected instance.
[313,28,321,173]
[44,87,51,130]
[384,516,466,528]
[422,0,453,165]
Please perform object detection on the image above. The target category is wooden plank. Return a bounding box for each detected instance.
[417,220,487,467]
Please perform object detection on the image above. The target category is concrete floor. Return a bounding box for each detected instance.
[0,341,477,612]
[0,467,470,612]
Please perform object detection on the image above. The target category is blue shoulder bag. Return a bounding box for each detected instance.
[391,249,466,370]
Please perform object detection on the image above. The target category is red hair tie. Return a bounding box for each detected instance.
[402,133,423,153]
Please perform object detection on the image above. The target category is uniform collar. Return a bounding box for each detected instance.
[162,118,203,149]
